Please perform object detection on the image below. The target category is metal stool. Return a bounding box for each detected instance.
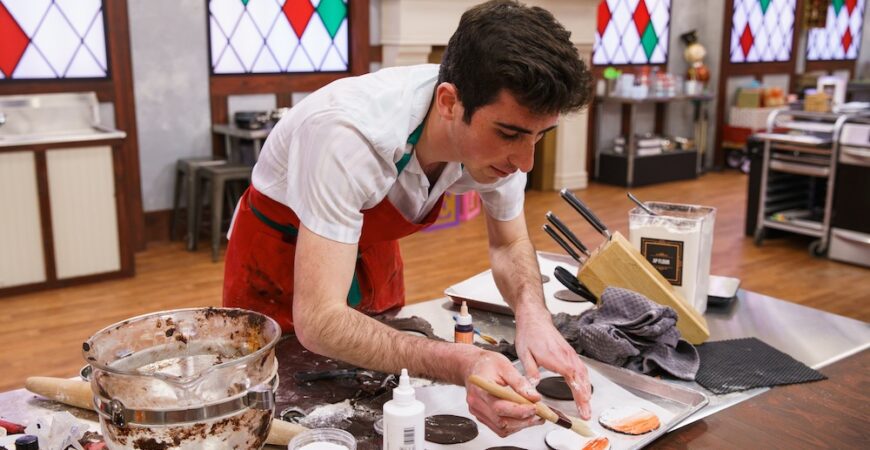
[194,164,253,261]
[171,157,227,249]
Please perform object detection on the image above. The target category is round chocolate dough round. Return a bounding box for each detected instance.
[425,414,478,444]
[541,274,550,284]
[536,376,593,400]
[554,289,586,302]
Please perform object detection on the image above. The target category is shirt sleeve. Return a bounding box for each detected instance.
[448,170,526,221]
[283,114,394,243]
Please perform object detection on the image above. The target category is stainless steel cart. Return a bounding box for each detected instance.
[753,109,868,256]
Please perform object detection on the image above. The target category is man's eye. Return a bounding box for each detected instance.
[498,130,521,140]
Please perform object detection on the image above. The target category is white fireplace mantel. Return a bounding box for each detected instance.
[379,0,597,190]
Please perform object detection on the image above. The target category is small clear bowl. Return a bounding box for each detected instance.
[288,428,357,450]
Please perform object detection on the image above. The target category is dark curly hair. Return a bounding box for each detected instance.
[438,0,593,123]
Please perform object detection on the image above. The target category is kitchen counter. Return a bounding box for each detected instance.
[0,287,867,448]
[0,125,125,149]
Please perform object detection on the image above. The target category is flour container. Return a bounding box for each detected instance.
[629,202,716,314]
[82,308,281,449]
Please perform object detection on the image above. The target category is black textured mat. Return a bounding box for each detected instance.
[695,337,827,394]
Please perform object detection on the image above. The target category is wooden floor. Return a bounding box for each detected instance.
[3,170,868,392]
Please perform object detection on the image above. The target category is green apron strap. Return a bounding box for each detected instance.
[396,121,425,175]
[346,271,363,307]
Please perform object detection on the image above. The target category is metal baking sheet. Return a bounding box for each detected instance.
[444,252,594,316]
[413,356,707,449]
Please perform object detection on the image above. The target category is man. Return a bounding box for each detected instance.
[224,0,593,436]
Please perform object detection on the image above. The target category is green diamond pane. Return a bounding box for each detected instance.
[241,0,250,6]
[832,0,844,15]
[641,23,658,60]
[759,0,771,14]
[317,0,347,39]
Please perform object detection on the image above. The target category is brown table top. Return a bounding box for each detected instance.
[650,349,869,448]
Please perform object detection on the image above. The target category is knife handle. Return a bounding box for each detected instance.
[560,189,611,240]
[543,225,582,263]
[546,212,590,257]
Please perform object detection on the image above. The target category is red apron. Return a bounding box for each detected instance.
[223,181,444,333]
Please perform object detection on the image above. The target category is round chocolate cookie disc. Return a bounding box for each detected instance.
[536,376,593,400]
[541,274,550,284]
[425,414,478,444]
[598,406,660,435]
[554,289,586,302]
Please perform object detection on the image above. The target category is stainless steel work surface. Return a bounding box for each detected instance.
[391,286,870,430]
[1,286,867,447]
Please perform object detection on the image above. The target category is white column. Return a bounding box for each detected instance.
[382,44,433,67]
[552,43,593,190]
[553,109,589,189]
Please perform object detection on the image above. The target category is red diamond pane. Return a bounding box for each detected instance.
[740,23,754,58]
[0,2,29,77]
[633,1,651,38]
[842,29,853,53]
[845,0,857,14]
[283,0,315,39]
[597,1,611,37]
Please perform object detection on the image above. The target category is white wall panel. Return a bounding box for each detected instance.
[46,146,120,279]
[0,151,46,287]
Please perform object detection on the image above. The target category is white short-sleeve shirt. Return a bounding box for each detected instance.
[250,64,526,244]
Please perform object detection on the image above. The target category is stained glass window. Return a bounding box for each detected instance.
[806,0,865,61]
[0,0,107,80]
[729,0,796,63]
[209,0,349,74]
[593,0,671,65]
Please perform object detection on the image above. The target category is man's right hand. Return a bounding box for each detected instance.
[463,350,544,437]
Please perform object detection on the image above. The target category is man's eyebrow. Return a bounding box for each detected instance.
[495,121,558,135]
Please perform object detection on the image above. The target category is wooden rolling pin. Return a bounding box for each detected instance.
[468,374,594,437]
[25,376,307,446]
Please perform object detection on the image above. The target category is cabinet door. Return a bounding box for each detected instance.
[46,146,120,279]
[0,151,47,288]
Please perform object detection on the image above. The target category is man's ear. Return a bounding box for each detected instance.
[435,82,462,121]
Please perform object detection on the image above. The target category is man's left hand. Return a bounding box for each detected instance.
[514,308,592,420]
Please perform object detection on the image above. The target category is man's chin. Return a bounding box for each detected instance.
[469,172,499,184]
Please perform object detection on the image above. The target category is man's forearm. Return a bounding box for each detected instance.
[295,303,483,385]
[488,229,550,319]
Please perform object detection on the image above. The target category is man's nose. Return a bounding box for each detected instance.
[510,141,536,173]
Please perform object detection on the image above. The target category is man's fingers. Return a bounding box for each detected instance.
[467,391,542,437]
[491,399,537,420]
[519,351,541,386]
[564,364,592,420]
[503,366,541,404]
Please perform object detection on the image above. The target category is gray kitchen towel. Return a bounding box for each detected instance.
[553,287,699,380]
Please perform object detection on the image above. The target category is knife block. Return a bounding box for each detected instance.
[577,231,710,344]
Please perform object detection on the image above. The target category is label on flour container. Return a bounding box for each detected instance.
[640,237,684,285]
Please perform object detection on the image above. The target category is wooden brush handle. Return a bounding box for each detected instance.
[25,376,307,446]
[467,375,560,423]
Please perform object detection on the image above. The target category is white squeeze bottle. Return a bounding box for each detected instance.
[382,368,425,450]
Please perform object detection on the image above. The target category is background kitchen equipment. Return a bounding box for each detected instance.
[233,107,290,130]
[82,308,281,449]
[830,120,870,267]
